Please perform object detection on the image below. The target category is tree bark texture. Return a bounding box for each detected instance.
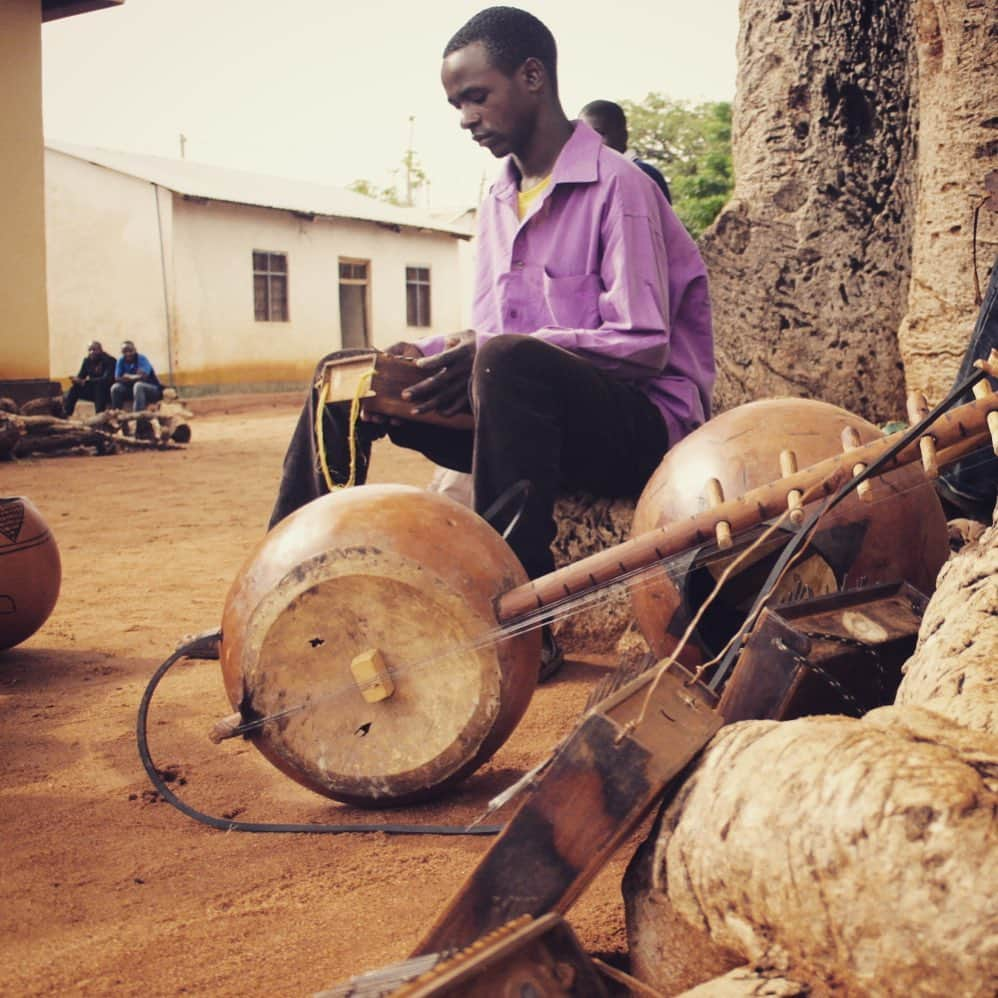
[897,0,998,401]
[675,965,811,998]
[701,0,998,420]
[896,508,998,734]
[624,707,997,996]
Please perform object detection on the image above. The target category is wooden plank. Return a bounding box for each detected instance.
[412,663,721,956]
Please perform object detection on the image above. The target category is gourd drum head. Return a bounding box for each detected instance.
[220,485,538,805]
[631,398,949,662]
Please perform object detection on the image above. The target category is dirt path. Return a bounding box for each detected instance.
[0,402,635,996]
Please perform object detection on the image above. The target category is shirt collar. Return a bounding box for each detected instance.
[491,120,602,202]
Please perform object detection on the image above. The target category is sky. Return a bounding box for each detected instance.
[42,0,739,209]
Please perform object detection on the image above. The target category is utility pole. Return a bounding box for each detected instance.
[405,115,415,206]
[179,133,187,159]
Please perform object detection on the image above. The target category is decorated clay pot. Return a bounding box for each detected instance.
[0,497,62,650]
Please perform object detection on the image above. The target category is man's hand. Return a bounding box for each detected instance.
[72,377,85,387]
[359,341,425,425]
[384,341,424,361]
[404,331,476,416]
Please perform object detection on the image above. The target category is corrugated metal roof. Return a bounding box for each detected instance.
[46,140,473,239]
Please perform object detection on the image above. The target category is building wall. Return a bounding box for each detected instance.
[45,151,172,382]
[0,0,50,381]
[44,149,468,393]
[169,197,465,392]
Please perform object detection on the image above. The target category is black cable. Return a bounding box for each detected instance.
[709,365,990,692]
[480,478,533,541]
[136,633,502,837]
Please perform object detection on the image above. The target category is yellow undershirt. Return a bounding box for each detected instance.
[517,175,552,220]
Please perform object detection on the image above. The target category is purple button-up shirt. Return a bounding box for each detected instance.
[421,121,715,445]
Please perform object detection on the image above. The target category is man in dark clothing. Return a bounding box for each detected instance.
[936,255,998,520]
[63,340,116,416]
[580,99,672,203]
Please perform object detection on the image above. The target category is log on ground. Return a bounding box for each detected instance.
[624,707,998,997]
[896,507,998,734]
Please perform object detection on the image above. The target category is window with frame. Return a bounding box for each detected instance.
[339,259,371,349]
[406,266,431,327]
[253,251,289,322]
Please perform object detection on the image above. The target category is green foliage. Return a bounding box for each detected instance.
[620,95,733,238]
[348,149,429,208]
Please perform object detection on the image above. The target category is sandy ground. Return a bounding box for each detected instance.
[1,399,639,996]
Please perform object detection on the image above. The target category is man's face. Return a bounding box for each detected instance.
[442,41,535,159]
[87,342,102,359]
[122,343,136,362]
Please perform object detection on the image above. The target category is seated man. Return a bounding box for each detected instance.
[64,340,116,416]
[271,8,714,650]
[580,99,672,204]
[110,340,163,411]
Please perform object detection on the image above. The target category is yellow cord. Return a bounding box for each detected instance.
[315,367,374,492]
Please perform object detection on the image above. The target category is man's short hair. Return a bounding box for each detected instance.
[580,100,627,135]
[444,7,558,89]
[121,340,136,351]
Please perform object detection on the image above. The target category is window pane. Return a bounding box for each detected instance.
[420,285,430,326]
[269,253,287,273]
[253,251,267,272]
[254,274,268,320]
[406,283,418,326]
[270,275,288,321]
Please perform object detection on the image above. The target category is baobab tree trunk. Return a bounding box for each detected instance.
[700,0,998,421]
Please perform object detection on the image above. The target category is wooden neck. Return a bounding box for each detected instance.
[495,392,998,624]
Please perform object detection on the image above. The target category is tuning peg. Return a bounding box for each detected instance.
[705,478,733,549]
[841,426,873,500]
[974,376,998,456]
[779,449,805,525]
[905,391,938,478]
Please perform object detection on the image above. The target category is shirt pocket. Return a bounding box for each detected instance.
[541,271,602,329]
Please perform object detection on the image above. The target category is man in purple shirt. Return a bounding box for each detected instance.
[271,7,714,596]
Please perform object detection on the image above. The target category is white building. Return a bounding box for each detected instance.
[44,142,473,395]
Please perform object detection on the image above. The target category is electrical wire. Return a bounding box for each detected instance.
[136,633,502,836]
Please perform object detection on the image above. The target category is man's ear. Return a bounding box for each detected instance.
[520,56,546,94]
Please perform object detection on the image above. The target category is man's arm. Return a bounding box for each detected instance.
[133,356,155,383]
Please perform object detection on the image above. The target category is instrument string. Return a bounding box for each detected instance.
[227,453,982,738]
[315,367,375,493]
[622,474,835,739]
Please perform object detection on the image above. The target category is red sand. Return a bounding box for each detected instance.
[1,402,638,996]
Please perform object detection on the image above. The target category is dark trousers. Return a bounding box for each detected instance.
[63,380,110,416]
[269,335,671,579]
[938,257,998,516]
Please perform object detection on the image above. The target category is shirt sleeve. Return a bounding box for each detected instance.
[114,358,125,378]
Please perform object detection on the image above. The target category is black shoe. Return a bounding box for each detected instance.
[538,627,564,683]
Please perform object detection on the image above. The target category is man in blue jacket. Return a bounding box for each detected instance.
[110,340,163,411]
